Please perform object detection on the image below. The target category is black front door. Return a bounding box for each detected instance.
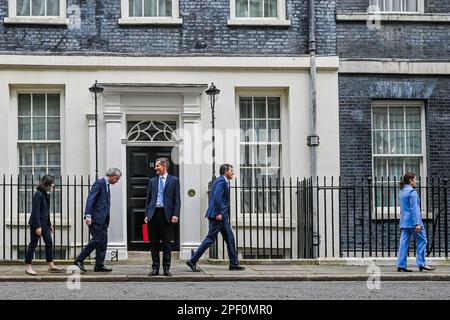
[126,146,179,251]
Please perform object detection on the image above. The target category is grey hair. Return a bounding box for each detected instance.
[155,157,169,169]
[106,168,122,178]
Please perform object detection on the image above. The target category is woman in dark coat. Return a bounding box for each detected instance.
[25,175,63,275]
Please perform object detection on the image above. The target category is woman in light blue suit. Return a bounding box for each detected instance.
[397,172,435,272]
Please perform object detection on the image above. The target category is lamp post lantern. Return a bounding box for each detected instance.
[205,83,220,184]
[88,80,104,180]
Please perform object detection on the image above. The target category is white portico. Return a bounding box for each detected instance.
[87,84,207,260]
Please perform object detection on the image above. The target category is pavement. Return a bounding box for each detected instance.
[1,257,450,282]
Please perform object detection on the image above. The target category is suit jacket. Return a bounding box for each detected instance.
[399,184,424,228]
[28,191,51,228]
[145,174,181,222]
[205,175,230,219]
[84,178,111,226]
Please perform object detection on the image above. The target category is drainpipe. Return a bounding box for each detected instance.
[308,0,317,178]
[308,0,319,258]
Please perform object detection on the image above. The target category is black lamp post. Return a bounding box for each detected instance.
[88,80,104,180]
[205,83,220,184]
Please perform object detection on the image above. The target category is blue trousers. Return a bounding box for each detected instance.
[191,218,239,266]
[397,227,427,268]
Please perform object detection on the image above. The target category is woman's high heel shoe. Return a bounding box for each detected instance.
[397,267,413,272]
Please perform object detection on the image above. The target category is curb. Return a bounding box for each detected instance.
[2,273,450,282]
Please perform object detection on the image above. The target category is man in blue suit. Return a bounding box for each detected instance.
[397,172,434,272]
[186,164,245,272]
[145,158,180,276]
[74,168,122,272]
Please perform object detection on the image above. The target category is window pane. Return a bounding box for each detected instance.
[254,145,267,166]
[405,158,420,176]
[19,167,33,178]
[33,94,46,116]
[236,0,248,17]
[48,144,60,165]
[388,157,404,179]
[384,0,393,12]
[159,0,172,16]
[242,168,253,186]
[144,0,157,16]
[389,107,404,130]
[389,131,405,154]
[240,120,253,142]
[373,108,387,129]
[47,94,60,116]
[406,107,420,129]
[33,118,46,140]
[254,98,266,118]
[239,97,252,118]
[129,0,142,16]
[48,167,61,180]
[19,144,33,166]
[18,118,31,140]
[373,131,388,154]
[393,0,400,11]
[46,0,59,16]
[268,97,280,118]
[34,167,47,179]
[267,145,280,167]
[32,0,45,16]
[406,0,417,11]
[405,131,421,154]
[240,144,252,167]
[374,158,387,179]
[34,144,47,166]
[268,120,280,142]
[17,0,30,16]
[47,117,60,140]
[264,0,277,17]
[254,120,267,142]
[18,94,31,116]
[250,0,263,17]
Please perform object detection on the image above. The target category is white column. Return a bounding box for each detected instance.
[179,93,203,260]
[103,94,128,261]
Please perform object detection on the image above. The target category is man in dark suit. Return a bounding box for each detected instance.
[74,168,122,272]
[145,157,180,277]
[186,164,245,272]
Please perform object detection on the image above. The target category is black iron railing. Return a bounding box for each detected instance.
[209,176,449,259]
[1,175,92,261]
[1,175,449,261]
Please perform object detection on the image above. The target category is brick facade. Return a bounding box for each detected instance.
[0,0,336,56]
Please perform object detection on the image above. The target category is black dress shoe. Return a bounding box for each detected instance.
[163,269,172,277]
[74,260,87,272]
[397,267,413,272]
[94,265,112,272]
[148,269,159,276]
[419,265,435,272]
[186,260,201,272]
[229,265,246,271]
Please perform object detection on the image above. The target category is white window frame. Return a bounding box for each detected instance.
[228,0,291,26]
[369,0,425,14]
[119,0,182,25]
[371,100,427,218]
[4,0,68,25]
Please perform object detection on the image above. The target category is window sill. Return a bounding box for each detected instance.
[4,17,69,25]
[336,13,450,23]
[227,18,291,27]
[372,209,432,221]
[118,17,183,25]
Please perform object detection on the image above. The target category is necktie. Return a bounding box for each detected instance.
[107,184,111,201]
[158,176,165,206]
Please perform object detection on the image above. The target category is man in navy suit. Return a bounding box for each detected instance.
[186,164,245,272]
[145,158,180,276]
[74,168,122,272]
